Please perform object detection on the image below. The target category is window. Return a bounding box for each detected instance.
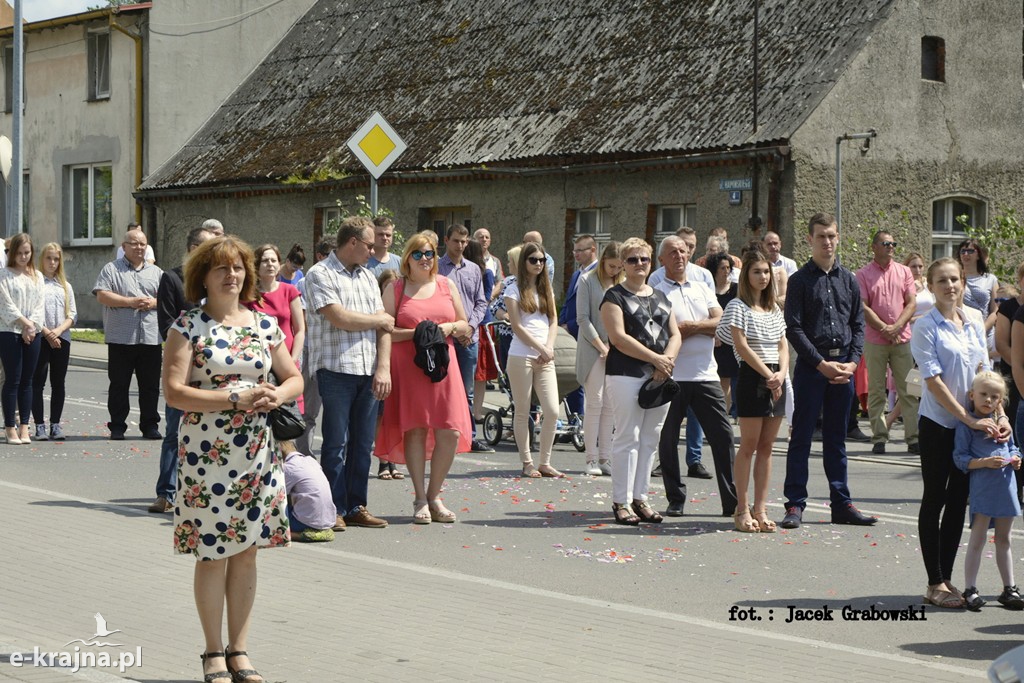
[576,208,610,238]
[0,173,29,234]
[931,195,984,260]
[67,164,112,245]
[655,204,697,238]
[87,30,110,100]
[922,36,945,82]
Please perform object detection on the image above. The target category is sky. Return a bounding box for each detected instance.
[8,0,98,22]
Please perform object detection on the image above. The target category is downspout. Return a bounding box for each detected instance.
[109,15,143,224]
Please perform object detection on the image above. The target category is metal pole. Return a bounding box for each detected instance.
[10,0,22,236]
[370,176,378,216]
[750,0,759,231]
[834,129,877,233]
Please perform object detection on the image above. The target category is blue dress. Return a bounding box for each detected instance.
[953,416,1022,520]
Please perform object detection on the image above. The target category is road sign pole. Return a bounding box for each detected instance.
[370,176,378,216]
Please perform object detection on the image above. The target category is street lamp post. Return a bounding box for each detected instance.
[834,129,877,232]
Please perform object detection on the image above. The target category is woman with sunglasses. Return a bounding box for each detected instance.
[376,233,471,523]
[601,238,681,524]
[505,241,563,478]
[957,239,998,332]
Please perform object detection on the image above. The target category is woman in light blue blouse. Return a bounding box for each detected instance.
[0,233,44,444]
[32,243,77,441]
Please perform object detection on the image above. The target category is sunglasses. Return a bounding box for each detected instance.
[411,250,435,261]
[526,256,546,265]
[880,241,897,247]
[625,256,651,265]
[960,248,977,255]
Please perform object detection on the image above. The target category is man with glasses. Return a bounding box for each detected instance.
[558,235,598,426]
[93,228,164,440]
[855,231,919,455]
[115,221,156,265]
[305,217,395,531]
[439,224,492,453]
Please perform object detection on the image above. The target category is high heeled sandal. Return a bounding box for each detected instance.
[428,500,457,523]
[522,463,542,478]
[733,508,760,533]
[612,502,640,526]
[199,651,231,683]
[631,500,663,524]
[412,500,431,524]
[752,508,776,533]
[225,647,262,683]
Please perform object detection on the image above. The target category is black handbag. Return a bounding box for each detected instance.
[260,331,305,441]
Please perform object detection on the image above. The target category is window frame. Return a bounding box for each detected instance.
[921,36,946,83]
[87,29,111,101]
[654,203,697,241]
[67,163,114,247]
[930,195,986,260]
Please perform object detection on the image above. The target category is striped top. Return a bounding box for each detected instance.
[716,298,786,364]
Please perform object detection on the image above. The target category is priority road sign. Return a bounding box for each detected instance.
[346,112,407,180]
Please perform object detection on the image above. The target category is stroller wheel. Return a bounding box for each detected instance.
[482,410,503,447]
[571,426,585,452]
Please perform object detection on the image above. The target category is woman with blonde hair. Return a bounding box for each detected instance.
[32,243,77,440]
[0,233,44,444]
[376,233,471,522]
[505,241,562,477]
[575,241,624,475]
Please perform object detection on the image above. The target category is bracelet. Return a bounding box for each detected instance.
[998,415,1010,422]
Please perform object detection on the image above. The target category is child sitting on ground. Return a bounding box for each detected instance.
[955,371,1023,610]
[279,439,336,542]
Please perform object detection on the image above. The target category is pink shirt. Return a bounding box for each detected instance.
[855,260,915,345]
[249,282,300,354]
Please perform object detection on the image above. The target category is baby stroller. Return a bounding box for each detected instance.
[480,321,585,452]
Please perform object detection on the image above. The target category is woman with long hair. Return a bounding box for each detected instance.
[0,233,44,444]
[601,237,681,524]
[912,257,1008,608]
[32,243,77,440]
[377,233,471,522]
[717,250,787,532]
[162,235,302,682]
[575,241,624,475]
[278,243,306,285]
[957,238,998,332]
[504,241,562,477]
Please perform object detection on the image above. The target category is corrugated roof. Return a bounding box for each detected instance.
[140,0,896,191]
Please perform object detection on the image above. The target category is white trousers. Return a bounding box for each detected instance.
[606,374,670,504]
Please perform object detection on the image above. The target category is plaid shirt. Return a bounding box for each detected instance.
[304,251,383,376]
[92,258,163,346]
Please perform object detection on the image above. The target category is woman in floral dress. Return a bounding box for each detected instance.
[162,235,302,683]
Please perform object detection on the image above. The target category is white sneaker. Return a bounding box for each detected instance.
[583,461,602,476]
[598,460,612,476]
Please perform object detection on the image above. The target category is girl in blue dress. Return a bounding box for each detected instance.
[956,371,1024,610]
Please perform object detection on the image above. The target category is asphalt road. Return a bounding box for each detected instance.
[2,364,1023,679]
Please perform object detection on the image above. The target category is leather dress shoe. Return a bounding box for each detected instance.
[871,442,885,455]
[780,507,803,529]
[831,503,878,526]
[907,442,920,455]
[665,502,685,517]
[331,515,347,532]
[847,427,871,443]
[143,429,163,440]
[687,463,713,479]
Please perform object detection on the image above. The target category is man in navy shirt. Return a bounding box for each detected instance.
[781,212,876,528]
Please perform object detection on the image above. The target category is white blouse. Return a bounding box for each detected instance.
[0,267,44,334]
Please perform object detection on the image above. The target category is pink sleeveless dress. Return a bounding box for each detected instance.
[375,278,471,463]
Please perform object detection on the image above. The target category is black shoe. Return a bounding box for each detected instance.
[847,427,871,443]
[907,442,920,455]
[107,423,125,441]
[963,586,985,611]
[780,507,803,529]
[651,461,662,477]
[998,585,1024,610]
[143,429,162,440]
[470,439,494,453]
[871,442,885,455]
[831,503,877,526]
[665,502,685,517]
[687,463,713,479]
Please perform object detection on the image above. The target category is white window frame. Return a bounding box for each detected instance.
[322,206,342,232]
[87,29,111,101]
[930,195,986,260]
[67,163,113,246]
[654,204,697,240]
[576,208,610,238]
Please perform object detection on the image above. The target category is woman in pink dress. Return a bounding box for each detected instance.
[376,233,472,524]
[250,244,305,411]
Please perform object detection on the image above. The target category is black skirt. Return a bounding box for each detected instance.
[735,361,786,418]
[715,343,739,378]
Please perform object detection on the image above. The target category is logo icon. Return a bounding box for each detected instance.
[64,613,123,647]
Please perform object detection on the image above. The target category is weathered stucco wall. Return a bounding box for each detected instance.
[788,0,1024,265]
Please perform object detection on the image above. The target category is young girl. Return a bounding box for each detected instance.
[0,233,44,444]
[33,243,77,441]
[956,371,1024,611]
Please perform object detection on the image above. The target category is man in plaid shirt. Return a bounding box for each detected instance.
[305,217,394,531]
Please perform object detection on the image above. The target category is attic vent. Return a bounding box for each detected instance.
[921,36,945,82]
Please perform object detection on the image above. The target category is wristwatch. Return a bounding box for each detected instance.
[228,391,240,410]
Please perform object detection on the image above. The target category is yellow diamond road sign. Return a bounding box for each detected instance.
[347,112,406,179]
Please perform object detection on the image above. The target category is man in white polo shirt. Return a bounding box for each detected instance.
[654,236,738,518]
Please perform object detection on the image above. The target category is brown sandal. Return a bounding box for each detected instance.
[631,500,663,524]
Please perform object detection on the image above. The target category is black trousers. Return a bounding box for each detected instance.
[917,415,968,587]
[107,343,162,434]
[33,338,71,424]
[658,380,737,513]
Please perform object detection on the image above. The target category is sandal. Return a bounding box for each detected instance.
[752,508,776,533]
[412,500,431,524]
[631,500,663,524]
[428,500,457,523]
[377,466,393,480]
[200,651,231,683]
[522,463,542,478]
[733,509,760,533]
[923,586,964,609]
[225,647,263,683]
[537,464,564,478]
[612,502,640,526]
[389,465,405,480]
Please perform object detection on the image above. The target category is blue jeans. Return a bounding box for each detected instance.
[317,369,377,516]
[565,386,585,417]
[0,332,41,427]
[157,405,183,500]
[685,407,704,466]
[784,361,855,509]
[454,341,478,439]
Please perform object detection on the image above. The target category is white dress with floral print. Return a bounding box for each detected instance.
[170,308,290,560]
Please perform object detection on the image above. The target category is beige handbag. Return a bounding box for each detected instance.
[906,368,923,397]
